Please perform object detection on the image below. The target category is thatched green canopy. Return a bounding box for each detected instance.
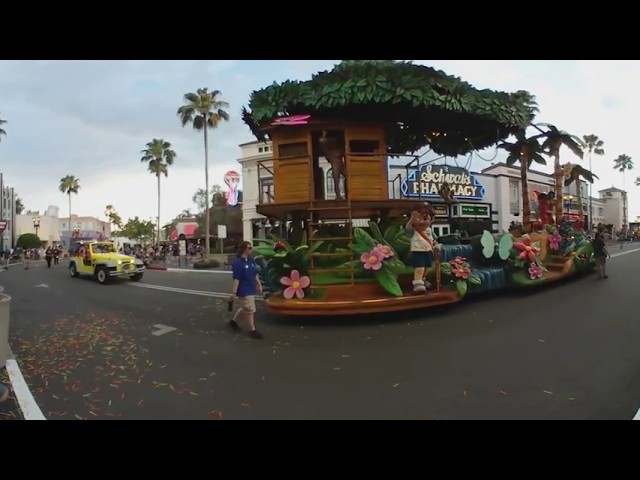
[242,60,537,157]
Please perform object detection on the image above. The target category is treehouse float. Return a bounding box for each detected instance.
[241,61,594,316]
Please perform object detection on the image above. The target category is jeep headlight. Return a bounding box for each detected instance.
[117,260,122,265]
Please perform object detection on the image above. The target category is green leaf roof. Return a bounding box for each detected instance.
[242,60,538,156]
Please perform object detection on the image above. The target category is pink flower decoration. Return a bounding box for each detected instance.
[452,266,471,279]
[373,244,394,259]
[450,256,467,267]
[514,236,539,263]
[360,249,384,271]
[528,263,544,280]
[271,114,311,126]
[280,269,311,299]
[549,231,562,251]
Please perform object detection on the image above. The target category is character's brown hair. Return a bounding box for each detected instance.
[237,241,252,257]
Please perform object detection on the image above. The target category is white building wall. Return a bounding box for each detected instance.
[16,213,61,245]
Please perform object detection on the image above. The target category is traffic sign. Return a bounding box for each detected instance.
[0,221,7,234]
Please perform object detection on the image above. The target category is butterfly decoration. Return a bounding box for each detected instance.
[271,115,311,126]
[481,230,514,260]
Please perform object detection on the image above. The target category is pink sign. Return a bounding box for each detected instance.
[271,114,311,126]
[224,171,241,207]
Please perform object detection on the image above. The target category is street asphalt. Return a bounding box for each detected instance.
[1,245,640,420]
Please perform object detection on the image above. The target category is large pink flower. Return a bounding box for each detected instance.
[360,249,384,271]
[514,236,539,263]
[373,243,394,259]
[528,263,544,280]
[549,231,562,251]
[452,266,471,279]
[280,269,310,299]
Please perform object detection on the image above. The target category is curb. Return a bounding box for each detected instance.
[145,265,168,271]
[166,268,232,274]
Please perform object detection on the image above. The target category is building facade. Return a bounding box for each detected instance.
[238,141,625,239]
[15,206,63,247]
[58,214,111,246]
[0,174,16,250]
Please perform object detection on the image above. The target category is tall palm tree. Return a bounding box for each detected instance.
[140,139,177,246]
[536,124,584,225]
[635,176,640,187]
[0,114,6,142]
[177,88,230,257]
[59,175,81,240]
[563,164,598,219]
[499,131,547,231]
[582,134,605,228]
[613,154,634,226]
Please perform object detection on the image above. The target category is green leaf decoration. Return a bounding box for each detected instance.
[481,230,496,258]
[294,245,309,253]
[468,275,482,285]
[374,265,403,297]
[253,246,276,257]
[353,227,376,252]
[385,257,406,276]
[241,61,537,157]
[498,234,514,260]
[368,221,385,244]
[274,251,288,258]
[456,279,468,298]
[440,262,452,274]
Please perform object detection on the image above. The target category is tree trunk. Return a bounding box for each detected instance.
[68,193,72,239]
[521,153,531,232]
[554,154,563,225]
[157,173,161,247]
[203,123,211,257]
[575,178,583,221]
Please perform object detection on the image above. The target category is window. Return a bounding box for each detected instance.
[260,179,274,204]
[598,207,604,216]
[278,142,308,158]
[349,139,380,153]
[258,147,264,153]
[326,169,345,199]
[509,179,520,215]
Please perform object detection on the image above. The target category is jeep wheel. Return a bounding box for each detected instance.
[95,267,110,284]
[69,262,79,278]
[130,272,143,282]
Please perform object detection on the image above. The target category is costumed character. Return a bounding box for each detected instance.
[537,192,555,226]
[223,170,241,207]
[318,131,346,200]
[405,205,438,293]
[438,182,455,203]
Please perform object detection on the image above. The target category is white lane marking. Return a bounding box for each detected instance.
[152,324,177,336]
[5,358,46,420]
[634,408,640,420]
[609,247,640,259]
[35,284,49,288]
[128,282,264,301]
[166,268,231,275]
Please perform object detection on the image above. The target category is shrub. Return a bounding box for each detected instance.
[16,233,42,249]
[193,259,221,269]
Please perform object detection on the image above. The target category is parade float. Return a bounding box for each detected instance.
[241,61,594,316]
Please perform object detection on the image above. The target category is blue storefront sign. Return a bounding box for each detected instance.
[401,164,485,201]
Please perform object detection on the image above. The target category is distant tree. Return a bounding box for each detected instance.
[582,134,605,227]
[59,175,80,238]
[0,114,6,142]
[635,176,640,187]
[563,164,598,218]
[105,204,124,232]
[192,185,225,211]
[178,209,194,218]
[15,197,24,214]
[140,138,177,245]
[178,88,230,255]
[613,154,634,226]
[118,217,155,243]
[16,233,41,249]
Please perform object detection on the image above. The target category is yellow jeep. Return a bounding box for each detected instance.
[69,241,145,284]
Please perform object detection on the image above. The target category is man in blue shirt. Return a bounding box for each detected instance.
[229,241,264,339]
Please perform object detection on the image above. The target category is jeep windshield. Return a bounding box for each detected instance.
[92,244,116,254]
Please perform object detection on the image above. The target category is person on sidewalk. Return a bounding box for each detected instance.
[228,241,264,339]
[593,232,610,279]
[0,383,9,403]
[45,247,53,268]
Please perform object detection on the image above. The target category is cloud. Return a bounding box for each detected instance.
[1,60,639,225]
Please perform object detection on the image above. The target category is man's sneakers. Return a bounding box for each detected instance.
[228,320,264,340]
[249,330,264,340]
[227,320,242,332]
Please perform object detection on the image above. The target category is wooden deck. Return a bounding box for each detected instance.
[256,199,430,220]
[265,289,461,316]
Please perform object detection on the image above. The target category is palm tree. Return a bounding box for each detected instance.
[563,164,598,219]
[0,114,6,142]
[177,88,230,256]
[635,177,640,187]
[59,175,81,239]
[499,131,547,231]
[582,134,605,228]
[613,154,634,226]
[140,139,177,246]
[536,124,584,225]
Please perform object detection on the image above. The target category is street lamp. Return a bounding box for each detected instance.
[32,215,41,236]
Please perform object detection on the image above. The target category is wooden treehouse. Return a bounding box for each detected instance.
[254,120,459,315]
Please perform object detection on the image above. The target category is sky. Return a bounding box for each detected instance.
[1,60,639,224]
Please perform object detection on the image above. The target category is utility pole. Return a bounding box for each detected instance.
[588,151,593,231]
[0,173,4,255]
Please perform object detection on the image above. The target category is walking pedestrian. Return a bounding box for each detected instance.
[593,232,610,279]
[53,246,60,265]
[24,249,31,270]
[227,241,264,339]
[2,249,9,270]
[45,247,53,268]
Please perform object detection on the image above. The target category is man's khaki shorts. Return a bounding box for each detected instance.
[237,296,256,313]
